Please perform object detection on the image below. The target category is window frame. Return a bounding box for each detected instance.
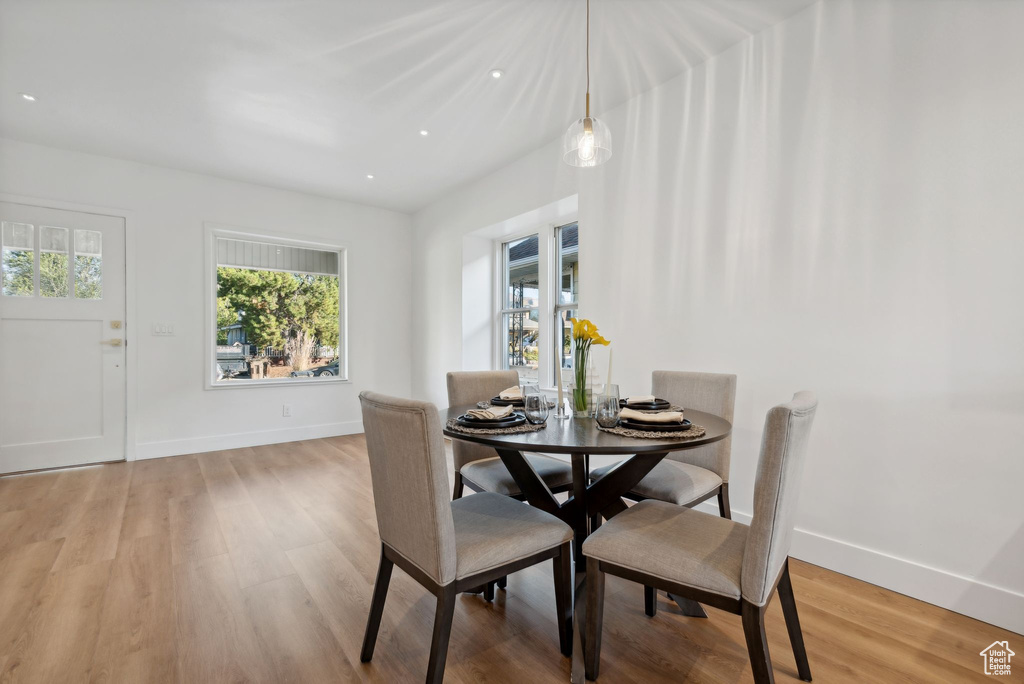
[553,222,579,383]
[497,231,543,382]
[493,217,578,389]
[204,224,349,390]
[1,222,109,301]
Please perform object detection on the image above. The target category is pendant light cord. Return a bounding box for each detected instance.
[585,0,590,118]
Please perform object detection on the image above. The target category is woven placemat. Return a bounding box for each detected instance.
[446,418,547,436]
[597,423,706,440]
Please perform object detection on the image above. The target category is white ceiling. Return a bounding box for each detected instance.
[0,0,816,212]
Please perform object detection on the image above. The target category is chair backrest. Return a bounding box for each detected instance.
[446,370,521,471]
[651,371,737,481]
[359,391,457,586]
[740,391,818,606]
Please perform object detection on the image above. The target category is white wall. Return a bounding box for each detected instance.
[0,137,413,458]
[412,0,1024,633]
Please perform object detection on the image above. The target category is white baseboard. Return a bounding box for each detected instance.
[694,501,1024,635]
[134,420,363,460]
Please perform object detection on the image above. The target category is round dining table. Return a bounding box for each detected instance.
[441,405,732,683]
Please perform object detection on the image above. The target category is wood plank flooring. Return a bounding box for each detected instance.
[0,435,1018,683]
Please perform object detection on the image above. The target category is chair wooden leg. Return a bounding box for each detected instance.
[483,581,495,602]
[717,483,731,519]
[644,585,657,617]
[426,585,457,684]
[360,546,394,662]
[741,600,775,684]
[553,541,573,657]
[777,561,812,681]
[452,472,464,500]
[497,575,507,590]
[585,556,605,681]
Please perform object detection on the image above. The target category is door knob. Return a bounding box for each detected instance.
[102,338,123,347]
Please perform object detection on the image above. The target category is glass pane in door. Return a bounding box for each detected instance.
[74,229,103,299]
[40,226,70,298]
[2,222,35,297]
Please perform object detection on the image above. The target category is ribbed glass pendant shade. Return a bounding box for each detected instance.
[562,116,612,167]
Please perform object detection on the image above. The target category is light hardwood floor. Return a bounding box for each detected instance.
[0,435,1018,683]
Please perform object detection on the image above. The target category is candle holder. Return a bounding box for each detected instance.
[554,399,570,420]
[554,371,571,420]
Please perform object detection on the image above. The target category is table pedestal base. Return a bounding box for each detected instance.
[490,447,705,682]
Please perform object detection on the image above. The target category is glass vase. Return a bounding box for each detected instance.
[569,383,593,418]
[570,336,599,417]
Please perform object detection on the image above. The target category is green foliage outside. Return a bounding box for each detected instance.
[2,250,33,296]
[75,256,102,299]
[216,267,339,369]
[216,298,236,344]
[1,250,101,299]
[40,253,69,297]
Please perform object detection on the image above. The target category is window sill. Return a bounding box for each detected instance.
[205,376,351,390]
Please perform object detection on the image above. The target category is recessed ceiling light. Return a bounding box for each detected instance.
[490,69,504,79]
[419,129,429,136]
[19,92,36,102]
[366,174,374,180]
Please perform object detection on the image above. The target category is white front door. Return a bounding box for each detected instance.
[0,201,126,474]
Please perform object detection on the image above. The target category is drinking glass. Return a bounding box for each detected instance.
[595,384,620,428]
[523,390,549,425]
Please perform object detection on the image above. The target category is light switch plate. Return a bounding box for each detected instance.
[152,323,175,336]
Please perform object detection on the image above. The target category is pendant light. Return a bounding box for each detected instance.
[563,0,611,167]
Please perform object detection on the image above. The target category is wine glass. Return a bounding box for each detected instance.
[523,389,549,425]
[595,384,620,428]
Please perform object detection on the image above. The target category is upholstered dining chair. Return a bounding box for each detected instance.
[358,391,574,684]
[447,370,574,500]
[589,371,736,615]
[591,370,737,517]
[582,391,818,684]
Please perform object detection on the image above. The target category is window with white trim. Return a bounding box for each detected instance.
[500,234,541,382]
[498,221,578,386]
[554,222,578,374]
[210,231,346,385]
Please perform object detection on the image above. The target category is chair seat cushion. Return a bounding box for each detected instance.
[582,500,747,598]
[461,453,573,496]
[590,459,722,506]
[452,492,573,579]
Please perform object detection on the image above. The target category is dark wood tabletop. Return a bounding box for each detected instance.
[440,405,732,455]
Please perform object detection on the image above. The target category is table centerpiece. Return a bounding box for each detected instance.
[569,317,610,418]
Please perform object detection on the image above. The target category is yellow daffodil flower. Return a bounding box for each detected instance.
[566,317,610,412]
[568,317,610,345]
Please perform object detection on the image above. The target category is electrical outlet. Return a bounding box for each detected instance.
[282,404,292,418]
